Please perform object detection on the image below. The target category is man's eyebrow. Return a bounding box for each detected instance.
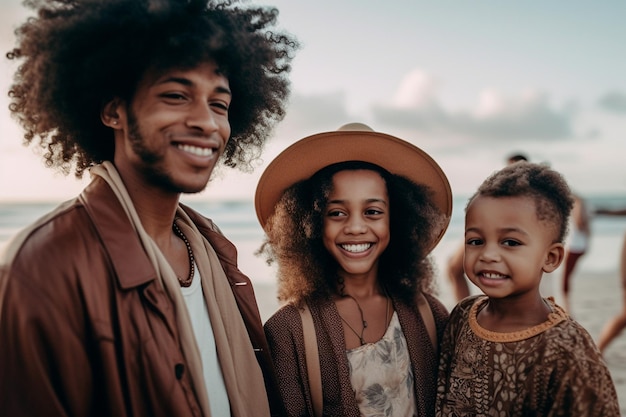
[157,76,232,96]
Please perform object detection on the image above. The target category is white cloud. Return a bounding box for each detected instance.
[475,90,507,118]
[373,69,576,142]
[392,69,440,109]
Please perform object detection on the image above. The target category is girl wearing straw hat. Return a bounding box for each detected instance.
[256,123,452,416]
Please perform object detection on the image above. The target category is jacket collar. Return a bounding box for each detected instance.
[78,176,248,291]
[79,176,156,289]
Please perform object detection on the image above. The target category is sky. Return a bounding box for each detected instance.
[1,0,625,202]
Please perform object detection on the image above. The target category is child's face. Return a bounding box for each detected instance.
[463,195,563,301]
[323,169,390,281]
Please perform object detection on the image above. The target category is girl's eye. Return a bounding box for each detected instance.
[502,239,521,247]
[327,210,345,217]
[365,209,383,216]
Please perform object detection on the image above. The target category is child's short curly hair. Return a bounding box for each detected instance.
[7,0,298,177]
[260,161,446,305]
[467,162,574,243]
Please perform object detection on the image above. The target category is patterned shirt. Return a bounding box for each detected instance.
[347,312,417,417]
[436,296,620,417]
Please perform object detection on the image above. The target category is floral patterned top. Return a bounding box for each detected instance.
[436,296,620,417]
[347,312,417,417]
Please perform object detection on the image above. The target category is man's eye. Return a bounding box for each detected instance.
[162,93,186,101]
[211,102,229,111]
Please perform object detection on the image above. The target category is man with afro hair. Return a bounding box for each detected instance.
[0,1,298,416]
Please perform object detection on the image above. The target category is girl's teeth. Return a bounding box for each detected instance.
[178,144,213,157]
[484,272,505,279]
[341,243,371,253]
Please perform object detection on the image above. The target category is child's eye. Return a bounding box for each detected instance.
[466,238,483,246]
[327,210,345,217]
[502,239,521,247]
[364,209,383,216]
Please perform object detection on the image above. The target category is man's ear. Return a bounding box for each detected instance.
[543,242,565,273]
[101,98,125,129]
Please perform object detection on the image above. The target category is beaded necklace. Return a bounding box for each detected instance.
[172,221,195,287]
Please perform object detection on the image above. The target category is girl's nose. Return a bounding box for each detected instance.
[344,216,367,234]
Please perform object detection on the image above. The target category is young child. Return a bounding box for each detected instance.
[256,123,452,416]
[445,153,529,302]
[436,162,620,416]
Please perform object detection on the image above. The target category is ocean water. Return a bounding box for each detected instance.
[2,195,626,288]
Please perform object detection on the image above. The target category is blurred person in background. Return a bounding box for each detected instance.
[594,207,626,354]
[561,193,592,313]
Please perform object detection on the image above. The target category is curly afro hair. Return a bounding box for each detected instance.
[467,161,574,243]
[7,0,298,177]
[259,161,447,305]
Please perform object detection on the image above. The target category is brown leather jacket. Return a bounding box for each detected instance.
[0,177,283,417]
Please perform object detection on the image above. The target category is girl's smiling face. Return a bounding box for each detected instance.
[323,169,391,281]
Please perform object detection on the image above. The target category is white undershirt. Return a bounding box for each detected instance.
[180,265,231,416]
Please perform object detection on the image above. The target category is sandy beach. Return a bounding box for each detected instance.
[252,268,626,414]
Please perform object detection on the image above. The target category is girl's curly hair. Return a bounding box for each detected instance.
[467,161,574,243]
[7,0,298,177]
[259,161,447,305]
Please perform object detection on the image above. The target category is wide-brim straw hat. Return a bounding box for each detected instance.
[255,123,453,250]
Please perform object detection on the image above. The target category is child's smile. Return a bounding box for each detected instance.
[464,195,561,301]
[340,243,373,253]
[323,169,390,280]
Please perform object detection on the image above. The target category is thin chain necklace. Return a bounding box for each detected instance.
[172,221,195,287]
[339,294,390,346]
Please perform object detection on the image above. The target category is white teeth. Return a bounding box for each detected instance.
[178,144,214,157]
[483,272,506,279]
[341,243,371,253]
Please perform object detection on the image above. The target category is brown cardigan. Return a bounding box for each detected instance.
[264,293,449,416]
